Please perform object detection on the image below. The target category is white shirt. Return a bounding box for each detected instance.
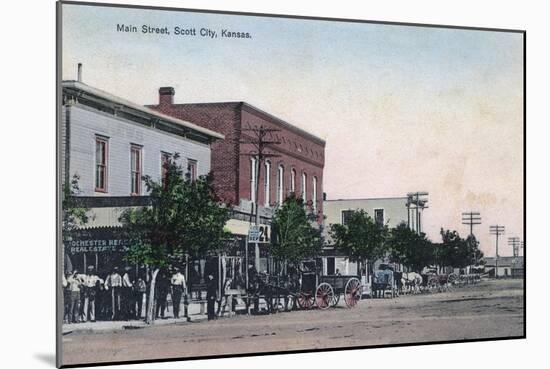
[171,272,186,288]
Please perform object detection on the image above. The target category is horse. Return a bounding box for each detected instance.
[401,272,423,294]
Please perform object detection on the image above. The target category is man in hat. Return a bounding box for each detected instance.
[82,265,103,322]
[105,266,122,320]
[206,274,217,320]
[122,266,134,320]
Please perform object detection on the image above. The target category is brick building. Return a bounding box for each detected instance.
[148,87,326,225]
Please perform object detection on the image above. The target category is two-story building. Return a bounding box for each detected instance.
[61,80,224,274]
[148,87,326,271]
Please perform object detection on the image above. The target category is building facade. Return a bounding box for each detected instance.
[61,80,223,273]
[322,197,413,287]
[148,87,326,227]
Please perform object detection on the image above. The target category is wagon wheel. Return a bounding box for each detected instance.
[344,277,361,308]
[447,273,458,285]
[297,292,315,309]
[427,276,438,292]
[315,283,334,310]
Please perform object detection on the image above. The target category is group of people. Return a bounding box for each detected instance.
[62,265,188,324]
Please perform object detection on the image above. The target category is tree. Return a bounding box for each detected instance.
[62,174,91,272]
[270,193,324,266]
[119,153,231,323]
[437,229,483,269]
[387,222,434,272]
[329,209,389,274]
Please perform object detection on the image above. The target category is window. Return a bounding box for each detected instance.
[341,210,355,226]
[301,172,307,201]
[277,165,284,205]
[95,136,108,192]
[250,157,257,203]
[187,159,197,182]
[290,168,296,194]
[130,145,142,195]
[264,160,271,206]
[374,209,385,227]
[312,176,318,212]
[161,152,172,188]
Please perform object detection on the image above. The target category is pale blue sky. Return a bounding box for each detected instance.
[62,4,524,256]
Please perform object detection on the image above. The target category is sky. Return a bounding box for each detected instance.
[61,4,524,257]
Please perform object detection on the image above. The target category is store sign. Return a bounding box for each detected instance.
[64,228,131,254]
[248,224,270,243]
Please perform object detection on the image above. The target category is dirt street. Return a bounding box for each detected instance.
[62,279,524,366]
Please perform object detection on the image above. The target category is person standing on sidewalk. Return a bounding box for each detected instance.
[206,274,217,320]
[170,266,186,319]
[155,271,170,319]
[134,274,147,319]
[105,266,122,320]
[66,270,83,323]
[82,265,103,322]
[122,266,134,320]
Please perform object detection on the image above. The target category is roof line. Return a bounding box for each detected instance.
[324,196,409,201]
[158,100,327,146]
[62,81,225,140]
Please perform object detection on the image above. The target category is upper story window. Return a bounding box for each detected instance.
[161,152,172,188]
[341,210,355,226]
[264,160,271,206]
[312,176,318,212]
[250,157,257,203]
[130,145,142,195]
[277,165,284,205]
[187,159,197,182]
[374,209,385,227]
[95,136,108,192]
[290,168,296,194]
[301,172,307,202]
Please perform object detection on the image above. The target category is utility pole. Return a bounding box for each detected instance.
[406,192,428,235]
[508,237,521,257]
[462,212,482,268]
[240,125,280,271]
[489,225,505,279]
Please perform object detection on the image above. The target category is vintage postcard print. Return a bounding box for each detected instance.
[57,1,525,367]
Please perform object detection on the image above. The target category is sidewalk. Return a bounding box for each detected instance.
[62,300,212,334]
[62,298,254,334]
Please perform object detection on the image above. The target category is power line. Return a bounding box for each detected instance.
[461,211,481,236]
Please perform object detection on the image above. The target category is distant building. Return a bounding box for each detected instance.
[322,197,413,280]
[61,80,223,273]
[483,256,524,278]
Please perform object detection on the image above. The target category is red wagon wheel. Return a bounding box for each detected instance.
[297,292,315,309]
[315,283,334,310]
[344,277,361,308]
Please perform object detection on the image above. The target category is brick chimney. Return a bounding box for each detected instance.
[159,87,175,106]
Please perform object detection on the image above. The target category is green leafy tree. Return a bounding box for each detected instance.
[62,174,91,272]
[119,153,230,323]
[270,193,324,265]
[329,209,389,274]
[437,229,483,269]
[387,222,435,272]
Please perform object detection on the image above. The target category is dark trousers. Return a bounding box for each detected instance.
[172,288,183,318]
[63,291,70,322]
[207,295,216,320]
[134,291,144,319]
[82,288,97,322]
[156,294,167,318]
[122,287,134,319]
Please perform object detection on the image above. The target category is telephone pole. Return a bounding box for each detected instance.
[240,125,280,271]
[406,192,428,235]
[489,225,505,279]
[462,212,481,268]
[508,237,521,257]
